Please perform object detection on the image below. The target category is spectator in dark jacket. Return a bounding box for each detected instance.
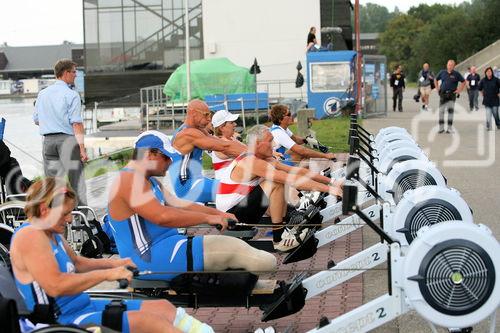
[478,67,500,130]
[389,65,405,112]
[435,60,466,133]
[466,66,481,111]
[307,27,318,52]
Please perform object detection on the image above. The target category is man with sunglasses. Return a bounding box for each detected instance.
[33,59,88,207]
[269,104,335,166]
[169,99,245,203]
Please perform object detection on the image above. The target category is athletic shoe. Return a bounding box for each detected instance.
[273,228,308,252]
[438,129,445,134]
[446,128,455,134]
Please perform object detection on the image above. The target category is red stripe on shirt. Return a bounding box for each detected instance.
[217,183,256,196]
[212,160,232,170]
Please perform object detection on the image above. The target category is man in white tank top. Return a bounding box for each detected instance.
[215,125,343,252]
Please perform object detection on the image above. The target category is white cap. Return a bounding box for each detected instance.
[211,110,239,128]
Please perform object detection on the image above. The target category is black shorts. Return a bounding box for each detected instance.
[227,185,270,224]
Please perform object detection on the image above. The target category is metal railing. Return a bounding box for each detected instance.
[139,79,307,130]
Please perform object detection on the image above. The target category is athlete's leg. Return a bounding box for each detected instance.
[127,311,180,333]
[259,180,288,243]
[259,180,286,224]
[73,299,213,333]
[65,301,178,333]
[203,235,277,272]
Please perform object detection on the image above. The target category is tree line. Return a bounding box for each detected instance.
[360,0,500,81]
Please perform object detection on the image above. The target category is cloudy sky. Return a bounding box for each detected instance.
[0,0,468,46]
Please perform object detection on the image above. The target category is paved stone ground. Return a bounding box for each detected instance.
[182,228,363,333]
[363,87,500,333]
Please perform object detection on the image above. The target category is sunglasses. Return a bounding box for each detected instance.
[197,110,212,118]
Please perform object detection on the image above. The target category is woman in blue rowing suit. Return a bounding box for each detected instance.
[269,104,336,165]
[168,99,245,203]
[108,131,276,281]
[10,177,214,333]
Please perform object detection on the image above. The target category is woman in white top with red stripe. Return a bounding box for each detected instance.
[210,110,245,180]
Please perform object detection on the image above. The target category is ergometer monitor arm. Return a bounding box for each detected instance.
[342,183,394,245]
[346,155,383,202]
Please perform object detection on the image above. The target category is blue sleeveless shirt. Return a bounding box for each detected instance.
[108,169,179,263]
[14,224,91,318]
[169,124,204,184]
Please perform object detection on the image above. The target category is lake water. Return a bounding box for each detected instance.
[0,98,44,179]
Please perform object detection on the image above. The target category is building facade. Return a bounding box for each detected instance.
[83,0,351,105]
[83,0,203,104]
[0,44,83,81]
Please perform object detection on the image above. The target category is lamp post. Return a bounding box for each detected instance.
[184,0,191,101]
[354,0,362,115]
[250,58,261,124]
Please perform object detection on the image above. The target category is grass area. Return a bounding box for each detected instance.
[83,117,353,176]
[405,81,418,88]
[289,116,351,153]
[202,116,352,170]
[84,148,133,179]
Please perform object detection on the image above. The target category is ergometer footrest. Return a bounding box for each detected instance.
[169,271,259,298]
[282,229,318,264]
[260,273,307,322]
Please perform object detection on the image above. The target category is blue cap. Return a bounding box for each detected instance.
[134,130,176,158]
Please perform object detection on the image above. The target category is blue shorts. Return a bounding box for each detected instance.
[130,234,205,281]
[281,153,296,166]
[171,176,219,203]
[58,299,143,333]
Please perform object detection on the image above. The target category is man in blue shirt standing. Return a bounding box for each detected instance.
[435,59,467,134]
[33,59,88,205]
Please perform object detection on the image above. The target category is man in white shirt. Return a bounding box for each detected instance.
[269,104,335,165]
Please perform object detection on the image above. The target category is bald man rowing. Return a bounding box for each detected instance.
[169,99,245,203]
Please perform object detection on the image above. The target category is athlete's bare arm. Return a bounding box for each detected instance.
[174,128,245,157]
[290,134,305,145]
[162,186,237,220]
[214,137,246,160]
[272,160,332,185]
[108,172,228,229]
[10,227,132,296]
[236,156,342,196]
[289,143,335,160]
[63,238,135,273]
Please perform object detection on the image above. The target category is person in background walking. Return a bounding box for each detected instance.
[478,67,500,131]
[417,63,435,112]
[307,27,318,52]
[466,66,480,111]
[463,67,471,84]
[493,66,500,79]
[389,65,405,112]
[435,60,467,134]
[33,59,88,206]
